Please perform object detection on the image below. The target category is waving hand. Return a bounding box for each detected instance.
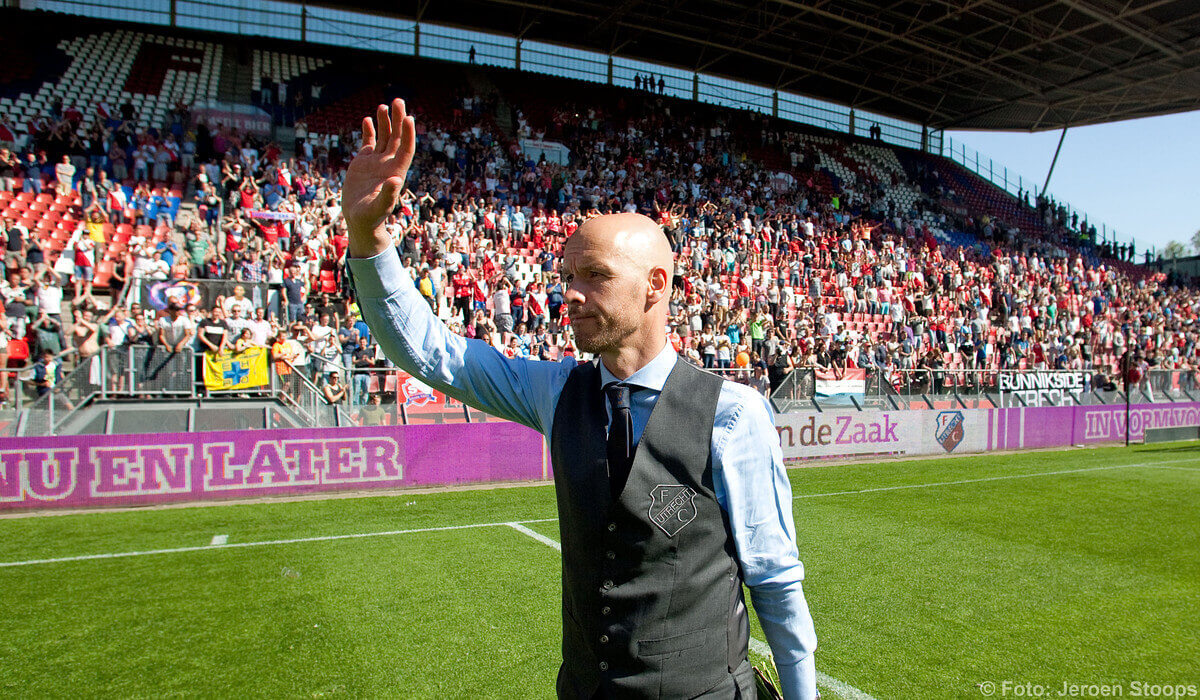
[342,99,417,258]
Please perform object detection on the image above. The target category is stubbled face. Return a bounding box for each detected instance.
[561,229,646,356]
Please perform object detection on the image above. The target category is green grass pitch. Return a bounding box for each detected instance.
[1,443,1198,698]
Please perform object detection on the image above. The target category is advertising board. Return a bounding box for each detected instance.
[0,423,544,510]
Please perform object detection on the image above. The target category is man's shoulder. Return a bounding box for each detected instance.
[713,374,773,425]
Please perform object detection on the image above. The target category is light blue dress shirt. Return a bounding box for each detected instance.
[350,249,818,699]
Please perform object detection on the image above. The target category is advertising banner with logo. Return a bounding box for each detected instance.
[0,423,544,510]
[393,370,468,423]
[777,401,1200,463]
[776,408,987,462]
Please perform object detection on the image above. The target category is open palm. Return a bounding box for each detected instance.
[342,99,417,257]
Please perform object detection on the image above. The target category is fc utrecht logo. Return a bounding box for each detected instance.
[935,410,965,453]
[648,485,699,537]
[400,377,437,407]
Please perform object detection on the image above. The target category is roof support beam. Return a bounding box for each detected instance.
[767,0,1043,94]
[696,0,813,74]
[949,38,1200,127]
[906,0,1180,107]
[826,0,993,83]
[1055,0,1181,58]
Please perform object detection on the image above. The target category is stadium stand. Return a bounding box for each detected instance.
[0,11,1191,430]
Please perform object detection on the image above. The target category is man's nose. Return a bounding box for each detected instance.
[563,285,584,304]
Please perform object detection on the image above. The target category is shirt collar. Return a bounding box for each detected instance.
[598,343,677,393]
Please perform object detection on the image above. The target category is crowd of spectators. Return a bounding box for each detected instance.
[2,71,1197,418]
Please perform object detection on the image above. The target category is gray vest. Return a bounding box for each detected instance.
[551,358,750,699]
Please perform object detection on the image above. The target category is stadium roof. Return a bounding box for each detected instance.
[321,0,1200,131]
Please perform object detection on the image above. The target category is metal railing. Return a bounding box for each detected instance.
[768,365,1198,413]
[275,363,354,429]
[17,346,196,436]
[1142,368,1200,403]
[15,349,1197,432]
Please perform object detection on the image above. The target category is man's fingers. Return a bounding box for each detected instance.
[375,104,392,150]
[386,98,405,154]
[398,115,417,168]
[360,116,376,153]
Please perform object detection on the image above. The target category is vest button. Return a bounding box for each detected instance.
[605,550,615,560]
[601,606,611,615]
[607,522,616,532]
[599,635,609,644]
[599,661,609,671]
[601,579,613,591]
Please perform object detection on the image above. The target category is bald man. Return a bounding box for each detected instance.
[343,101,817,699]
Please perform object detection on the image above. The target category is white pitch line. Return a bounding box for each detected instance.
[5,455,1195,569]
[506,522,561,551]
[0,518,559,568]
[816,670,879,700]
[750,638,877,700]
[794,456,1200,500]
[210,534,228,546]
[509,519,878,700]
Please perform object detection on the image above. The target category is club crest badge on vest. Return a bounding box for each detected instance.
[648,484,699,536]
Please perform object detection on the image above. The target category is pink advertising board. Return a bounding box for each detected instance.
[0,423,546,511]
[988,402,1200,450]
[3,402,1193,511]
[777,402,1200,462]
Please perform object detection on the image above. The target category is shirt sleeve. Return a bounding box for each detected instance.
[712,385,818,700]
[348,249,571,435]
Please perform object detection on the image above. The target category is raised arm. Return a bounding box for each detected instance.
[342,100,567,434]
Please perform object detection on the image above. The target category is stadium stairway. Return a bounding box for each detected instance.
[465,69,510,134]
[216,47,253,103]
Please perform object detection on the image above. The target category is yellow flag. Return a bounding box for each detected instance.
[203,347,270,390]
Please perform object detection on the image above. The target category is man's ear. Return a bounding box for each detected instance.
[647,265,670,306]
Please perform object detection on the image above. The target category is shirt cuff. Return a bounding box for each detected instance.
[777,654,818,700]
[347,247,407,299]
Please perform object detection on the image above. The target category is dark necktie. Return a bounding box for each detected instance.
[604,383,636,498]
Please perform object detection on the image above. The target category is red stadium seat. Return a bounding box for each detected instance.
[6,338,29,365]
[93,259,115,288]
[320,276,338,294]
